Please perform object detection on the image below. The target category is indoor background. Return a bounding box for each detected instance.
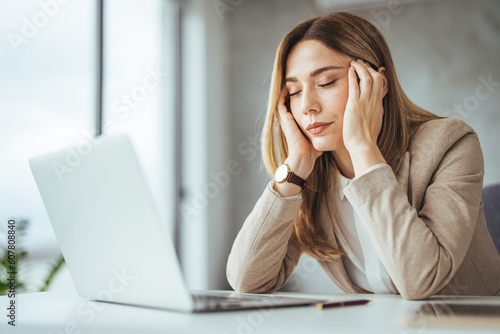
[0,0,499,295]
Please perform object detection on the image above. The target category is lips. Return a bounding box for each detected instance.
[306,122,333,135]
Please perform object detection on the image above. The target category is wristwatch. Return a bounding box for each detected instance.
[274,164,308,189]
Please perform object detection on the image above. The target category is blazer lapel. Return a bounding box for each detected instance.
[321,153,411,295]
[395,151,411,201]
[388,151,412,293]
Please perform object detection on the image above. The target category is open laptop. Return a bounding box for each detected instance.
[29,134,323,312]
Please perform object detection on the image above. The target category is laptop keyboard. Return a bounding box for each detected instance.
[190,291,321,312]
[191,292,271,311]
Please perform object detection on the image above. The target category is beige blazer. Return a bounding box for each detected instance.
[226,117,500,300]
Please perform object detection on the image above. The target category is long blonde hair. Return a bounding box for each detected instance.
[262,12,440,261]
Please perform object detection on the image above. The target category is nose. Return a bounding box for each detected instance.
[301,88,321,115]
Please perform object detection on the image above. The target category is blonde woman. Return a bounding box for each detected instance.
[226,12,500,300]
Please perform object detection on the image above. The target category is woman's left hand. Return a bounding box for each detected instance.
[343,59,386,152]
[343,59,388,177]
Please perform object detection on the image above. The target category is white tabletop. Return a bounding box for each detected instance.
[1,290,499,334]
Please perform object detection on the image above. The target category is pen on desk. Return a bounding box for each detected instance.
[316,299,371,310]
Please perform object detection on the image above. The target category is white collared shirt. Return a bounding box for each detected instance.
[269,163,395,293]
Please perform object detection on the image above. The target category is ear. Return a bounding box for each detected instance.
[377,66,389,98]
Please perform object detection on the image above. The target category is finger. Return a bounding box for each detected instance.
[277,86,299,134]
[357,60,385,100]
[279,111,303,146]
[358,63,385,118]
[356,60,385,100]
[348,63,359,101]
[277,86,289,116]
[351,60,372,98]
[357,61,384,99]
[279,85,288,102]
[376,67,388,99]
[277,86,288,114]
[364,66,384,101]
[352,59,372,98]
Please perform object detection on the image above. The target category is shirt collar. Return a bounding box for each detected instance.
[338,173,352,200]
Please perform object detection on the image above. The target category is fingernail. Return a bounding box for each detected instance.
[357,59,364,64]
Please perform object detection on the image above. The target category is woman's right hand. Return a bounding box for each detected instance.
[275,86,322,196]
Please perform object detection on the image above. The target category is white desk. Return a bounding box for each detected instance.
[1,290,499,334]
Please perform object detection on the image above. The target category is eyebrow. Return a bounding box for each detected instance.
[285,65,344,83]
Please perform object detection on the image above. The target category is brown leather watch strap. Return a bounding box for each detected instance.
[286,171,308,189]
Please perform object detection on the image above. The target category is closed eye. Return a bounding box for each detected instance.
[319,79,336,87]
[289,90,301,97]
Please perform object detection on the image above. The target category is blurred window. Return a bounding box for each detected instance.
[0,0,178,292]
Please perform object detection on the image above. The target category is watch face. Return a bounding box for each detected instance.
[274,164,289,183]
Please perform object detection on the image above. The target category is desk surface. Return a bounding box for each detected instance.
[1,290,499,334]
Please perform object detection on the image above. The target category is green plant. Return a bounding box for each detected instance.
[39,255,66,292]
[0,219,65,295]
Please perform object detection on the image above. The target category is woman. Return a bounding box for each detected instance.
[226,12,500,300]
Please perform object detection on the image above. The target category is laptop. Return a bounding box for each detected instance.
[29,133,323,312]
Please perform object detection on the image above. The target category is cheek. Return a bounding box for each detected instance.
[321,88,349,114]
[288,84,349,125]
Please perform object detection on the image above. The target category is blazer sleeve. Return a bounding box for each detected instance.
[343,131,484,300]
[226,183,303,293]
